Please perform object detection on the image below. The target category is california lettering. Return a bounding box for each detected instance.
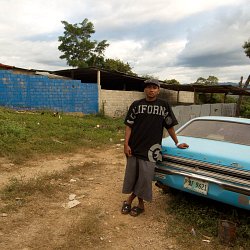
[130,104,169,120]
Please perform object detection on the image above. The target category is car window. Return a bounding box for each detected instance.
[178,120,250,146]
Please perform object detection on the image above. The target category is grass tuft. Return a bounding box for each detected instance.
[165,189,250,249]
[56,208,102,249]
[0,162,97,213]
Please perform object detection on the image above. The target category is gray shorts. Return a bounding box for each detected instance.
[122,156,156,202]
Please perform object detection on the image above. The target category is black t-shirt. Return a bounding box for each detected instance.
[124,98,178,162]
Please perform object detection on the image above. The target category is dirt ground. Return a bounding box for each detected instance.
[0,146,232,250]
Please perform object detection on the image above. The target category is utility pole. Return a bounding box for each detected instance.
[236,75,250,117]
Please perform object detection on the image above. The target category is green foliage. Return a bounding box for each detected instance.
[0,107,124,163]
[0,119,27,139]
[58,18,137,75]
[240,96,250,118]
[197,93,237,104]
[243,39,250,59]
[141,74,158,80]
[103,58,137,76]
[194,76,218,85]
[164,79,180,85]
[193,76,232,104]
[225,95,238,103]
[58,18,109,68]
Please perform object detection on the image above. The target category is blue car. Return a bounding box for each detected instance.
[155,116,250,210]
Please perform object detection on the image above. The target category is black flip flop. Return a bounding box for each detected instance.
[130,206,144,217]
[121,201,131,214]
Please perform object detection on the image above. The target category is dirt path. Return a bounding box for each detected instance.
[0,146,178,250]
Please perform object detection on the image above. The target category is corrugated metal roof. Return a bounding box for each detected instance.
[53,67,147,91]
[54,67,250,96]
[0,63,14,69]
[1,63,249,96]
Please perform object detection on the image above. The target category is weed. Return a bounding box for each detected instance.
[165,189,250,249]
[1,176,55,200]
[0,161,97,213]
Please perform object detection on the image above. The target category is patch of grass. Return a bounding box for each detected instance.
[165,189,250,249]
[0,162,96,213]
[0,107,124,163]
[55,208,103,249]
[1,176,55,200]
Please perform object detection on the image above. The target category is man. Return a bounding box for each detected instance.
[121,79,189,217]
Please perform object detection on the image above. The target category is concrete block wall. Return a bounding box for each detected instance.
[100,88,193,117]
[100,89,236,129]
[178,91,194,103]
[101,90,145,117]
[158,89,178,104]
[160,89,194,104]
[173,103,236,130]
[0,70,236,122]
[0,70,98,113]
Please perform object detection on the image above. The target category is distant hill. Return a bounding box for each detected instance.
[219,82,239,86]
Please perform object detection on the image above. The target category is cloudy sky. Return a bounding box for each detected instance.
[0,0,249,83]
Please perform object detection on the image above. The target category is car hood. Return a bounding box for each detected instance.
[161,136,250,170]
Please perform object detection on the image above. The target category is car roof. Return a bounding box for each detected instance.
[192,116,250,124]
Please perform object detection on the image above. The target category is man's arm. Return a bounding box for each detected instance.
[167,127,189,149]
[124,125,132,156]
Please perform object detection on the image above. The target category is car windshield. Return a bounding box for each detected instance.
[178,120,250,146]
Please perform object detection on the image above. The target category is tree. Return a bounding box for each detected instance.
[58,19,109,68]
[194,77,206,85]
[193,76,219,104]
[243,39,250,59]
[236,75,250,117]
[103,58,137,76]
[141,74,158,80]
[206,76,218,85]
[194,76,218,85]
[164,79,180,85]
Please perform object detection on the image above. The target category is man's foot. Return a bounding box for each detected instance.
[129,206,144,217]
[121,201,131,214]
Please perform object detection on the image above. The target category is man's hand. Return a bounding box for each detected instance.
[176,143,189,149]
[124,144,132,157]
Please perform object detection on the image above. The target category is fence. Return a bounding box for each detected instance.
[172,103,236,129]
[0,70,98,113]
[100,89,236,128]
[0,70,236,125]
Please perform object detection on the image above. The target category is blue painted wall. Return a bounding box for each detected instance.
[0,70,98,113]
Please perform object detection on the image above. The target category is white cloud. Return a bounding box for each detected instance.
[0,0,249,83]
[1,39,66,70]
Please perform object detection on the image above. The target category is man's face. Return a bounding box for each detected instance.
[144,84,160,100]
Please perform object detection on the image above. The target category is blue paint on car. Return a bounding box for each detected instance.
[155,116,250,210]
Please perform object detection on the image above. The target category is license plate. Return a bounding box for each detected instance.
[184,177,209,195]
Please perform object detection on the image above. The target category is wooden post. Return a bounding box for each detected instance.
[97,70,102,113]
[244,75,250,88]
[236,77,243,117]
[223,93,227,103]
[194,89,197,104]
[236,75,250,117]
[177,91,180,104]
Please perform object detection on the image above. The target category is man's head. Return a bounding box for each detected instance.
[144,79,160,101]
[144,79,160,89]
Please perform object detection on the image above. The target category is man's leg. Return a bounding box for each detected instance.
[127,193,136,205]
[121,193,137,214]
[130,197,145,216]
[138,197,144,210]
